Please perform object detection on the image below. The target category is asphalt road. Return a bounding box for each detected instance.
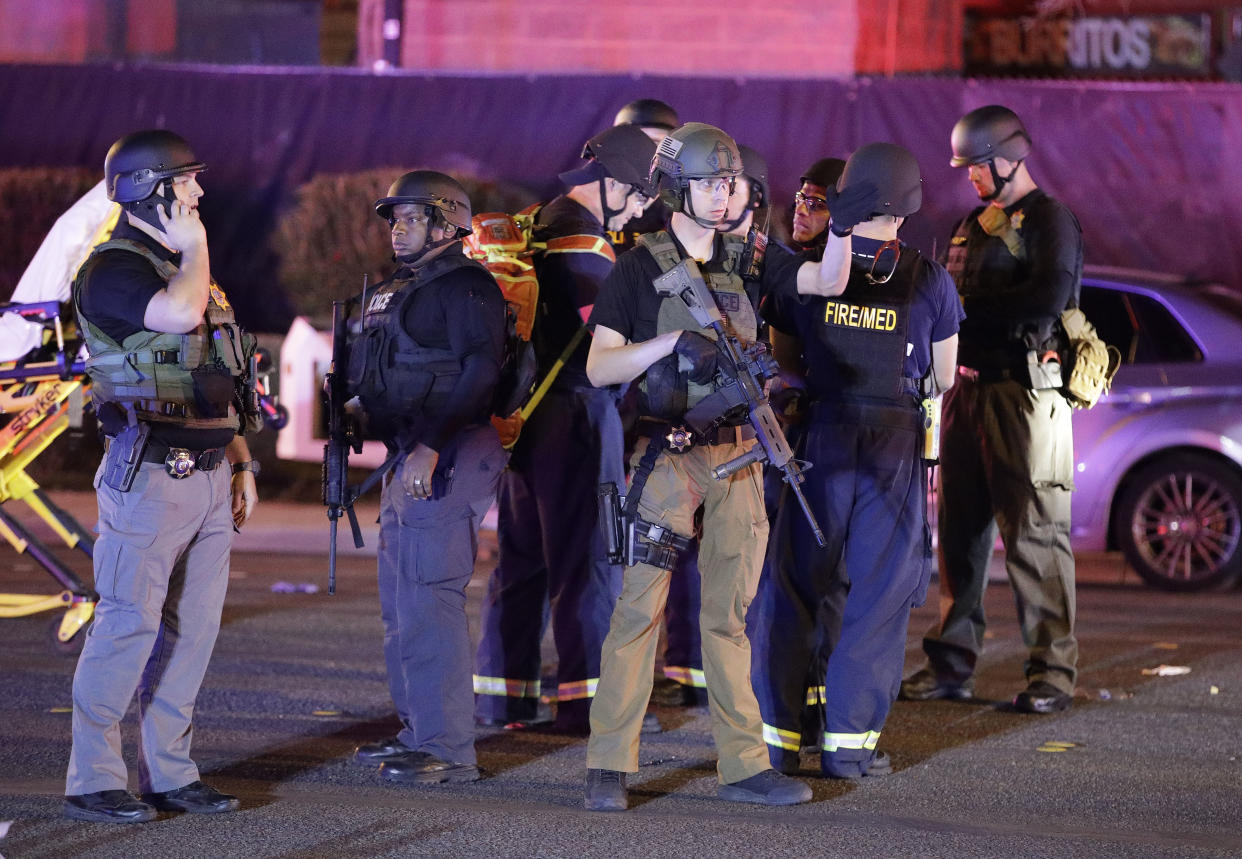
[0,493,1240,858]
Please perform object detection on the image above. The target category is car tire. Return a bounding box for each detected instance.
[1115,453,1242,592]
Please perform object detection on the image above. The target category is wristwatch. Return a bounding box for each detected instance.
[232,460,261,477]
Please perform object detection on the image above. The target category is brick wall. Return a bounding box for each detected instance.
[359,0,863,76]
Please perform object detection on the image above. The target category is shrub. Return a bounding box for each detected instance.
[0,168,101,295]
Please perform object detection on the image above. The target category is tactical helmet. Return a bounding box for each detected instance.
[104,130,205,204]
[613,98,679,132]
[375,170,473,235]
[950,105,1031,167]
[737,145,769,210]
[650,122,742,219]
[559,124,657,195]
[838,142,922,218]
[800,157,846,190]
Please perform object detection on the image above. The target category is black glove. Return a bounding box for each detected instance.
[824,180,881,236]
[673,331,720,385]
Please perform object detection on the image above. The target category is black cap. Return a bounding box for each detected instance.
[613,98,679,131]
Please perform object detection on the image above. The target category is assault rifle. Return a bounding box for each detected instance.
[322,287,397,594]
[322,296,362,595]
[653,259,825,548]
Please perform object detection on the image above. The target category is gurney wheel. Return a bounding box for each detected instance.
[47,615,88,656]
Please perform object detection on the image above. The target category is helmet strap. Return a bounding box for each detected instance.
[682,182,723,230]
[982,159,1022,202]
[128,180,176,233]
[597,177,626,227]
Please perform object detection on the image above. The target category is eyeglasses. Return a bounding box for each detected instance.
[794,191,830,213]
[626,187,651,205]
[690,177,736,196]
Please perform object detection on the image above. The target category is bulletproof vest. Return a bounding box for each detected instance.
[72,238,253,431]
[346,251,485,435]
[945,189,1069,368]
[636,231,756,420]
[807,243,921,405]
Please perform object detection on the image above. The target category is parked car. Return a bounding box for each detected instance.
[1070,266,1242,591]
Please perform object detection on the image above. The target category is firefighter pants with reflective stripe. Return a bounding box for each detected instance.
[750,411,931,778]
[923,376,1078,693]
[473,386,624,727]
[378,424,505,767]
[587,437,771,785]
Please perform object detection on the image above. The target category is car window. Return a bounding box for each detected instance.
[1128,293,1202,363]
[1080,286,1135,362]
[1079,285,1202,364]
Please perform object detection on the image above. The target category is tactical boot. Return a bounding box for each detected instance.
[718,769,812,806]
[584,768,628,811]
[1013,681,1073,714]
[899,667,974,701]
[380,751,480,784]
[353,736,413,766]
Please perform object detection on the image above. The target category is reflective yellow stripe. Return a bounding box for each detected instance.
[663,666,707,688]
[556,678,599,701]
[762,723,801,752]
[472,675,541,698]
[822,730,881,752]
[805,685,826,706]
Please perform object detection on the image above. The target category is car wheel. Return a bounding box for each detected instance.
[1115,453,1242,592]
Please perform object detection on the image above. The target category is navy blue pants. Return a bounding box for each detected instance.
[378,424,505,766]
[473,386,623,728]
[750,405,931,777]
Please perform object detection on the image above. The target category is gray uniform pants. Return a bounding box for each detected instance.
[378,424,505,766]
[924,375,1078,693]
[66,459,233,795]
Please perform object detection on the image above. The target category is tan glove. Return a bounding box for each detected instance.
[977,205,1026,260]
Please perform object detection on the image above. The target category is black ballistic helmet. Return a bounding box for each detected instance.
[559,124,658,195]
[105,130,205,204]
[838,142,922,218]
[737,145,769,210]
[800,157,846,190]
[650,122,742,217]
[613,98,679,132]
[375,170,473,235]
[950,105,1031,167]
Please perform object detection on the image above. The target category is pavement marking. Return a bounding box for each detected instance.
[1037,741,1081,753]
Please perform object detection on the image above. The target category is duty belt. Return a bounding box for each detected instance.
[141,442,227,476]
[635,418,756,452]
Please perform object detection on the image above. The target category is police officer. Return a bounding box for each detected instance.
[653,143,771,710]
[473,125,655,732]
[582,122,877,810]
[348,171,508,782]
[607,98,679,251]
[750,143,962,779]
[788,157,846,259]
[65,130,260,822]
[902,106,1083,714]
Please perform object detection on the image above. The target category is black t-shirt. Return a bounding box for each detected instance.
[396,248,507,451]
[589,230,803,344]
[531,196,614,390]
[78,221,237,450]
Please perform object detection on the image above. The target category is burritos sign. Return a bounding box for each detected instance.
[965,13,1212,78]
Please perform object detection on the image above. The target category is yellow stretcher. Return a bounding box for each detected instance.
[0,300,97,653]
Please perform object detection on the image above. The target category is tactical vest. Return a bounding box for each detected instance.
[636,231,756,420]
[72,238,255,431]
[346,251,490,435]
[808,242,921,405]
[945,190,1075,370]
